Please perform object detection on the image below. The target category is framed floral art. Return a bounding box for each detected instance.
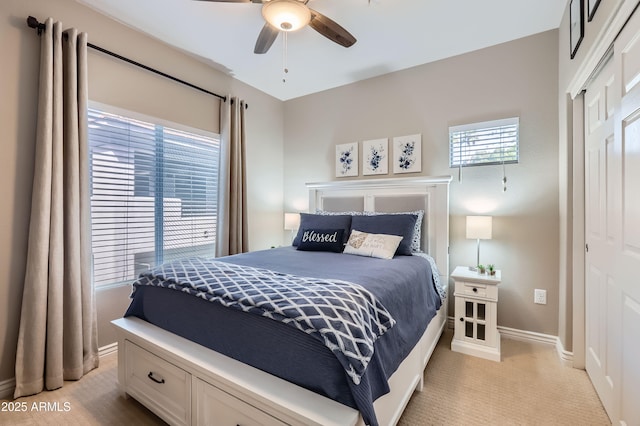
[335,142,358,177]
[393,134,422,174]
[362,138,388,175]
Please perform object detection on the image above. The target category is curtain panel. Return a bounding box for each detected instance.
[14,18,98,398]
[217,97,248,256]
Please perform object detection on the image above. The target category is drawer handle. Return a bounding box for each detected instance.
[147,372,165,384]
[459,317,464,322]
[472,287,478,293]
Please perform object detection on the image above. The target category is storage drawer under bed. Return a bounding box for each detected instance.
[125,340,192,426]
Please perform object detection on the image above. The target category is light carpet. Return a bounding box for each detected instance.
[1,329,609,425]
[398,329,609,425]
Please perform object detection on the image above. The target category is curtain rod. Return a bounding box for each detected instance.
[26,16,236,105]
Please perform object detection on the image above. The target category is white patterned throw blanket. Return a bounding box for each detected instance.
[132,257,396,385]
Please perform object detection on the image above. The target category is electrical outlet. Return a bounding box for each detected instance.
[534,289,547,305]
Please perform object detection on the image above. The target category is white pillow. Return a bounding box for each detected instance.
[343,230,402,260]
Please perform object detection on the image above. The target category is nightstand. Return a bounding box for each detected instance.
[450,265,501,362]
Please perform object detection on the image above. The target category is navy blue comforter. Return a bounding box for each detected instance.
[125,247,442,426]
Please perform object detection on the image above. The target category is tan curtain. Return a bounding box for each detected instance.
[14,18,98,398]
[217,97,248,256]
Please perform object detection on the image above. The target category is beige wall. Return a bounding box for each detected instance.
[0,0,284,383]
[283,30,560,335]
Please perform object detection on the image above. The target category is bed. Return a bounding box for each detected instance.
[112,176,451,426]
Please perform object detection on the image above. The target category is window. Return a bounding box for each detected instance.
[88,107,220,287]
[449,117,519,168]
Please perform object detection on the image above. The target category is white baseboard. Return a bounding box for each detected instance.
[447,316,575,365]
[0,343,119,401]
[447,316,455,329]
[499,325,575,365]
[99,342,118,358]
[497,325,557,345]
[555,338,574,365]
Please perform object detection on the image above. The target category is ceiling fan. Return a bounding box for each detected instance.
[197,0,357,54]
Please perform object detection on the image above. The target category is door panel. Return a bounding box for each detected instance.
[585,8,640,425]
[617,20,640,424]
[584,56,616,420]
[622,112,640,256]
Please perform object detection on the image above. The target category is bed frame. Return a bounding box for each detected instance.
[112,176,451,426]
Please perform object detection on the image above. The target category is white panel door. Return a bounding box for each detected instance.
[584,55,617,421]
[585,8,640,426]
[614,9,640,424]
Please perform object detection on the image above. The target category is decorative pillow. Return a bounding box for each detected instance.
[364,210,424,253]
[343,230,402,260]
[316,210,364,216]
[292,213,352,246]
[350,214,418,255]
[296,228,345,253]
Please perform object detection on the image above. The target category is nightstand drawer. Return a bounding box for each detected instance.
[455,281,498,300]
[125,340,191,426]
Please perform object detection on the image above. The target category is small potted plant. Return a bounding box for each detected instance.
[487,264,496,276]
[477,264,486,274]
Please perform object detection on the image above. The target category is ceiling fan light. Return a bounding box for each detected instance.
[262,0,311,32]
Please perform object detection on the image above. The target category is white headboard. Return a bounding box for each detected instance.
[306,176,452,279]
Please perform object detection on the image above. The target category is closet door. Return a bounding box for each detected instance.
[612,8,640,424]
[585,8,640,425]
[584,54,617,422]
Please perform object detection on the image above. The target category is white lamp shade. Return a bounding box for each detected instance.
[284,212,300,231]
[466,215,492,240]
[262,0,311,32]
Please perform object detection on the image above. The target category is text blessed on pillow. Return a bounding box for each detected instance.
[296,228,345,252]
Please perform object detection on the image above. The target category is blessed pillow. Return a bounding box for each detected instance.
[350,214,418,255]
[296,228,345,253]
[292,213,351,246]
[343,230,402,260]
[364,210,424,253]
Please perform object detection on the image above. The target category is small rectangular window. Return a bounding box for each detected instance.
[449,117,519,168]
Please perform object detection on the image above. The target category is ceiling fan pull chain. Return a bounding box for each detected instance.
[282,31,289,83]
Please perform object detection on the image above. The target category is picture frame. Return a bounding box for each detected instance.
[362,138,388,175]
[570,0,584,59]
[588,0,601,22]
[335,142,358,177]
[392,134,421,174]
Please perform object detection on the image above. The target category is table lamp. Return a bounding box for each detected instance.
[284,212,300,243]
[466,215,492,270]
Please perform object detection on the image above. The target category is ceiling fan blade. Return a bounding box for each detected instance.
[254,23,280,54]
[308,9,356,48]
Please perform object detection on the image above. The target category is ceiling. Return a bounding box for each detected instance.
[76,0,567,101]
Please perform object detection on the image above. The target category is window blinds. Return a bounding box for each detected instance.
[449,117,519,168]
[88,108,220,287]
